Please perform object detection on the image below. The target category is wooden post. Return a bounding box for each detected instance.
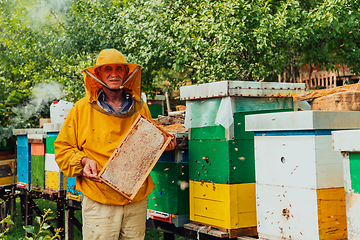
[57,201,65,239]
[0,201,5,230]
[65,206,74,240]
[165,92,171,114]
[25,194,33,237]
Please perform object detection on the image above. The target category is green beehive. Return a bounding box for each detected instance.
[31,155,45,190]
[148,161,189,215]
[147,95,165,119]
[189,98,294,141]
[189,139,254,184]
[181,81,306,185]
[45,133,58,154]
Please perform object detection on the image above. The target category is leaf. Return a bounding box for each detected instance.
[2,138,7,147]
[23,225,36,235]
[36,216,42,225]
[42,223,51,230]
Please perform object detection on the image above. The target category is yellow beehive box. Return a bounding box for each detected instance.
[45,170,67,191]
[189,180,257,231]
[0,159,16,186]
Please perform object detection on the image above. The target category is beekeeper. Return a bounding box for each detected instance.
[55,49,175,240]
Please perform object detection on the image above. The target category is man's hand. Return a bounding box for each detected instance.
[165,136,177,151]
[81,157,102,183]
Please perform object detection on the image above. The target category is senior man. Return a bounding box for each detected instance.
[55,49,175,240]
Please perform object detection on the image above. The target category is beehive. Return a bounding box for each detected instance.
[332,129,360,239]
[13,128,44,189]
[66,176,83,201]
[44,153,66,191]
[30,140,46,191]
[147,95,165,118]
[99,114,172,201]
[189,180,256,237]
[148,161,189,215]
[245,111,360,240]
[189,139,254,184]
[181,81,306,235]
[0,158,15,186]
[182,82,305,186]
[43,124,68,192]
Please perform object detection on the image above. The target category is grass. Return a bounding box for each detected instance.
[3,198,190,240]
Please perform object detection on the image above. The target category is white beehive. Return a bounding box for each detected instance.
[245,111,360,240]
[50,100,73,125]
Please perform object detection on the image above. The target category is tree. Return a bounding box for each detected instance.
[1,0,360,142]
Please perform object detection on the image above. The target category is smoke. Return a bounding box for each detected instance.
[26,0,70,29]
[12,81,64,124]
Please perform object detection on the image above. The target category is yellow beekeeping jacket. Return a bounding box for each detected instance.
[54,49,154,205]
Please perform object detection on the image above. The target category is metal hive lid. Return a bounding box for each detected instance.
[245,111,360,131]
[180,81,305,100]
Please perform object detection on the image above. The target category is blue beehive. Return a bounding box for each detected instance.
[66,176,83,201]
[14,132,31,189]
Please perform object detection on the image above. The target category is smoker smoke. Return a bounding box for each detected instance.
[12,81,64,124]
[26,0,70,29]
[0,81,64,145]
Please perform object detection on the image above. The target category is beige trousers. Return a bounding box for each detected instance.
[82,196,148,240]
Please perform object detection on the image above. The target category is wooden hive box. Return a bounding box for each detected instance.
[66,176,83,201]
[0,158,16,186]
[99,114,172,201]
[182,82,301,187]
[13,128,43,190]
[148,161,189,215]
[189,180,257,238]
[245,111,360,240]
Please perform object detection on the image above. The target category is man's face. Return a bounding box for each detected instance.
[96,64,127,90]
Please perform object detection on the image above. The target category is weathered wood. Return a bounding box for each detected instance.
[311,91,360,111]
[184,223,229,238]
[99,114,172,201]
[237,237,259,240]
[293,83,360,101]
[185,222,257,239]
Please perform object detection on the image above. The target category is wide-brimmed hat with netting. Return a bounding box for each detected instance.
[81,49,143,103]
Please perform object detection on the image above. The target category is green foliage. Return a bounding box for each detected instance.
[1,0,360,141]
[20,209,61,240]
[0,214,15,240]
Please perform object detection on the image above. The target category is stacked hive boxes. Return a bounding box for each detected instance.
[30,132,46,191]
[0,143,16,186]
[180,81,305,238]
[43,124,67,192]
[245,111,360,240]
[43,122,82,201]
[147,132,189,227]
[13,129,44,190]
[332,130,360,239]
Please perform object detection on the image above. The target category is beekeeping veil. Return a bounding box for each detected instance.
[81,49,144,117]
